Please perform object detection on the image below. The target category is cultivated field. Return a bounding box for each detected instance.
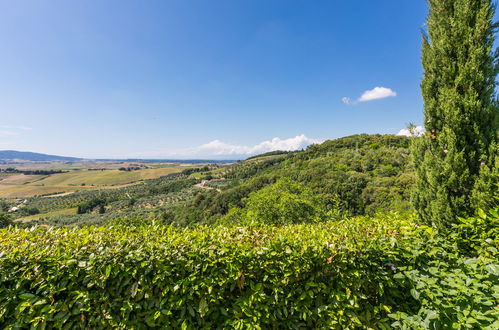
[13,207,78,223]
[0,164,192,198]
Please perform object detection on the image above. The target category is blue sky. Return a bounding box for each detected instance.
[0,0,429,159]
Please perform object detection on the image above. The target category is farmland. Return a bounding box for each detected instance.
[0,163,193,198]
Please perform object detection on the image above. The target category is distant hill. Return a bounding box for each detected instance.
[0,150,234,163]
[0,150,83,162]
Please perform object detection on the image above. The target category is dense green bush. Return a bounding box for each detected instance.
[0,213,11,228]
[1,211,497,328]
[17,206,40,217]
[0,200,10,213]
[388,209,499,328]
[221,178,341,226]
[0,215,408,328]
[76,197,107,214]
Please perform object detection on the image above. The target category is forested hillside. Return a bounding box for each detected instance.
[165,134,414,226]
[7,134,414,227]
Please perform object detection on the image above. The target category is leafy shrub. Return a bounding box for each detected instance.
[0,215,413,328]
[17,206,40,217]
[221,178,339,225]
[389,208,499,328]
[1,211,496,328]
[0,213,11,228]
[0,200,9,213]
[76,197,107,214]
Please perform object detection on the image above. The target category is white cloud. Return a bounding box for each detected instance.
[396,126,424,137]
[342,86,397,105]
[126,135,322,159]
[196,134,321,156]
[358,87,396,102]
[341,97,352,105]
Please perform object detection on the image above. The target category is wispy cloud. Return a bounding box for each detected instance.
[0,125,32,131]
[0,125,32,137]
[396,125,424,137]
[341,97,352,105]
[0,130,19,137]
[342,87,397,105]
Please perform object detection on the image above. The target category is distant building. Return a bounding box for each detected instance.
[8,206,19,213]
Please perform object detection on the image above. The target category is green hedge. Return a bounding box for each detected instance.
[0,212,497,329]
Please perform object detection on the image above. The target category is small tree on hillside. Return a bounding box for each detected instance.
[221,178,337,226]
[412,0,498,226]
[0,213,12,228]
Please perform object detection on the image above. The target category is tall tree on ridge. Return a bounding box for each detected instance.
[412,0,498,226]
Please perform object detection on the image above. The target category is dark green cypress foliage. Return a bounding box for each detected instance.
[412,0,498,226]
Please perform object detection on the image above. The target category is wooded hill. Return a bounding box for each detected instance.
[9,134,414,227]
[164,134,414,226]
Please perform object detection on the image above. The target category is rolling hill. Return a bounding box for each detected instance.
[0,150,235,163]
[0,150,82,162]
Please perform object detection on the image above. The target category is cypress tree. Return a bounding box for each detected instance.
[412,0,498,226]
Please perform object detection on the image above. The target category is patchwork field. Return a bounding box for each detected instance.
[13,207,78,223]
[0,174,46,185]
[0,185,82,199]
[0,165,192,198]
